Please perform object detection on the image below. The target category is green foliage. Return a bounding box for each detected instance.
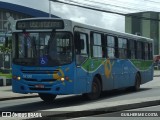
[0,38,12,53]
[0,72,12,79]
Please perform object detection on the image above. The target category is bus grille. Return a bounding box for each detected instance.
[29,88,51,91]
[24,78,57,82]
[21,70,59,74]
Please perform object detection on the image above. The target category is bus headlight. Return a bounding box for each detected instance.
[17,77,21,80]
[61,77,65,81]
[13,76,21,80]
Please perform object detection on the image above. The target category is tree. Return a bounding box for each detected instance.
[0,37,12,54]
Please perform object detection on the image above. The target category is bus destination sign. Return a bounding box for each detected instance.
[16,20,64,30]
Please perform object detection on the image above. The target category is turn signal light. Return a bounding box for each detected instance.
[65,76,69,81]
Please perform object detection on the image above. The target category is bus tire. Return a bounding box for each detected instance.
[83,77,101,100]
[133,73,141,91]
[38,93,57,103]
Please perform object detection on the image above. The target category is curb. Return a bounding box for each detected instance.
[154,75,160,77]
[0,95,38,101]
[30,99,160,119]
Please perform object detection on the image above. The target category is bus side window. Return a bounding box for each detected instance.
[134,41,137,59]
[118,38,127,59]
[128,40,135,59]
[136,41,143,59]
[141,42,145,60]
[144,43,149,60]
[148,43,153,60]
[92,32,103,58]
[106,35,115,58]
[75,32,88,65]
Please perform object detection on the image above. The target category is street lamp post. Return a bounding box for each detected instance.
[49,0,51,18]
[49,0,58,18]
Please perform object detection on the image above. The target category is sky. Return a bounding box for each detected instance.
[0,0,160,32]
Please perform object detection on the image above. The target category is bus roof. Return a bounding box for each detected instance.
[14,17,153,43]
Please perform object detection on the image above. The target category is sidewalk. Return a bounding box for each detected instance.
[154,70,160,77]
[0,86,38,101]
[0,71,159,101]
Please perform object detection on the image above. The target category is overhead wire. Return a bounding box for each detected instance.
[69,0,143,12]
[68,0,160,13]
[63,0,141,14]
[87,0,160,11]
[50,0,160,21]
[143,0,160,4]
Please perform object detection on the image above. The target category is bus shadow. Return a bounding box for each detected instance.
[0,88,152,112]
[100,87,152,100]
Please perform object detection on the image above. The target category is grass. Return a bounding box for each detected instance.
[0,72,12,79]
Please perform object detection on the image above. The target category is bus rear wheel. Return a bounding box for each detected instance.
[39,93,57,103]
[83,77,102,100]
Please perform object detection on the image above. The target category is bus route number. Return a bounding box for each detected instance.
[23,74,32,79]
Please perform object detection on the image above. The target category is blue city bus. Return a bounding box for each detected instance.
[12,18,154,102]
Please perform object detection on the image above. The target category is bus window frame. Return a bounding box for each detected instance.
[148,43,153,60]
[12,31,74,66]
[105,34,117,59]
[74,31,89,55]
[117,37,128,59]
[90,31,104,58]
[128,39,136,59]
[74,31,89,66]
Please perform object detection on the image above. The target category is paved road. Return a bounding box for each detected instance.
[70,105,160,120]
[77,104,160,120]
[0,77,160,120]
[0,77,159,111]
[128,105,160,111]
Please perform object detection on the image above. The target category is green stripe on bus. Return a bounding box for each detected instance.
[130,60,153,70]
[82,58,105,72]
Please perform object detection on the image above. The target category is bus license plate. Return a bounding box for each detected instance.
[35,84,44,88]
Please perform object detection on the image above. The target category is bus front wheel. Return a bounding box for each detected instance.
[39,93,57,103]
[83,77,102,100]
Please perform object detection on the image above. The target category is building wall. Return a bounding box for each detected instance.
[0,1,59,69]
[141,13,150,38]
[150,12,159,55]
[125,12,160,55]
[0,9,31,32]
[159,14,160,54]
[0,9,31,47]
[125,16,132,34]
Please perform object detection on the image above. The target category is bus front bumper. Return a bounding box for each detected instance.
[12,79,73,95]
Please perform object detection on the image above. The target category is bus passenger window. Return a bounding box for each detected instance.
[92,33,102,58]
[129,40,136,59]
[75,32,88,65]
[144,43,149,60]
[106,36,115,58]
[118,38,127,59]
[137,42,142,59]
[148,43,153,60]
[80,34,87,54]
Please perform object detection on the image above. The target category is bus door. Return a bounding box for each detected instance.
[115,38,129,88]
[75,32,90,93]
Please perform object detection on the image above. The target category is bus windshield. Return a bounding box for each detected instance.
[12,32,73,66]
